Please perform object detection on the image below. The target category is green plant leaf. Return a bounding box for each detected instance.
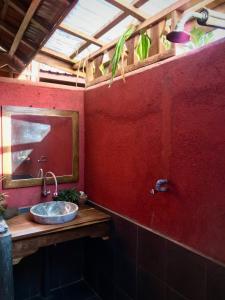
[55,188,80,204]
[190,27,214,48]
[136,32,151,61]
[110,25,135,85]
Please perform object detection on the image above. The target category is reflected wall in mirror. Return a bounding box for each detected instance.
[2,106,79,188]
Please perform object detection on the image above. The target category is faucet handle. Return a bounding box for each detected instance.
[42,189,51,197]
[52,192,58,198]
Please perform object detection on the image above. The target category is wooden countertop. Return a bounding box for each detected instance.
[7,205,111,259]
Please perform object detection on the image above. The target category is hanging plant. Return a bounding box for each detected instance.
[180,27,214,52]
[136,31,151,61]
[110,25,135,86]
[189,27,213,48]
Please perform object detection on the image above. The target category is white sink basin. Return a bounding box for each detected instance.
[30,201,78,225]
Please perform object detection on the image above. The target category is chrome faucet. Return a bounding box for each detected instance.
[42,171,58,198]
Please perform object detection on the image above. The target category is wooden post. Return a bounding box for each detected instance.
[86,60,95,84]
[171,10,182,54]
[0,221,14,300]
[149,23,160,56]
[93,54,104,79]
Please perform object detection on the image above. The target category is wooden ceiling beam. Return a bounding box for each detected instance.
[40,47,76,63]
[58,24,104,47]
[7,0,48,34]
[185,0,217,12]
[105,0,148,21]
[70,0,148,59]
[0,51,25,72]
[0,22,35,51]
[1,0,9,21]
[9,0,42,56]
[35,52,85,77]
[73,0,191,69]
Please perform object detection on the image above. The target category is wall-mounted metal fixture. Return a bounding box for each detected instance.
[167,8,225,43]
[42,171,58,198]
[150,179,169,195]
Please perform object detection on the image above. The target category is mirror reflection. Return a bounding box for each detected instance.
[2,106,79,189]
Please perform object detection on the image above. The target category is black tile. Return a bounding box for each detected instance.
[207,261,225,300]
[14,250,42,300]
[84,238,98,290]
[114,254,137,300]
[84,238,114,299]
[166,287,188,300]
[114,287,133,300]
[138,227,166,280]
[167,241,206,300]
[112,215,138,261]
[95,268,114,300]
[49,239,84,289]
[52,280,95,300]
[137,267,166,300]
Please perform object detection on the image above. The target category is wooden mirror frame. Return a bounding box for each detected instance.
[2,106,79,189]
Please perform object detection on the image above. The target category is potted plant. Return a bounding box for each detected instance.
[54,188,88,206]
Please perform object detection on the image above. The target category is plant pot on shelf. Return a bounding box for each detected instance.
[78,192,88,206]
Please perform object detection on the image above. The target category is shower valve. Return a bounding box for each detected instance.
[150,179,169,195]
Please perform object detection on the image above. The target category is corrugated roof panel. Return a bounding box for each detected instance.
[62,0,122,36]
[99,15,139,43]
[45,29,83,56]
[75,44,100,60]
[139,0,178,16]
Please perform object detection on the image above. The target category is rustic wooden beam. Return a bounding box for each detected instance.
[35,52,85,77]
[39,71,85,85]
[73,0,191,69]
[70,0,148,59]
[0,52,24,72]
[0,22,36,51]
[86,50,174,87]
[58,24,104,47]
[7,0,48,34]
[185,0,217,12]
[40,47,76,63]
[9,0,42,56]
[1,0,9,21]
[105,0,148,21]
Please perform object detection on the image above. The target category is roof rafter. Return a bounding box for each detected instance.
[58,24,104,47]
[70,0,148,59]
[9,0,42,56]
[40,47,76,64]
[105,0,148,21]
[7,0,48,34]
[1,0,9,21]
[185,0,216,12]
[0,51,25,71]
[0,22,36,51]
[73,0,191,69]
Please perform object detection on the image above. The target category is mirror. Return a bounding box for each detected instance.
[2,106,79,189]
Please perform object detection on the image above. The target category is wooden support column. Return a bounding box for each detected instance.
[93,54,104,79]
[149,24,160,56]
[171,10,182,54]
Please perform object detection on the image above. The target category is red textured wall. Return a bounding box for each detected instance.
[0,80,84,207]
[85,39,225,263]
